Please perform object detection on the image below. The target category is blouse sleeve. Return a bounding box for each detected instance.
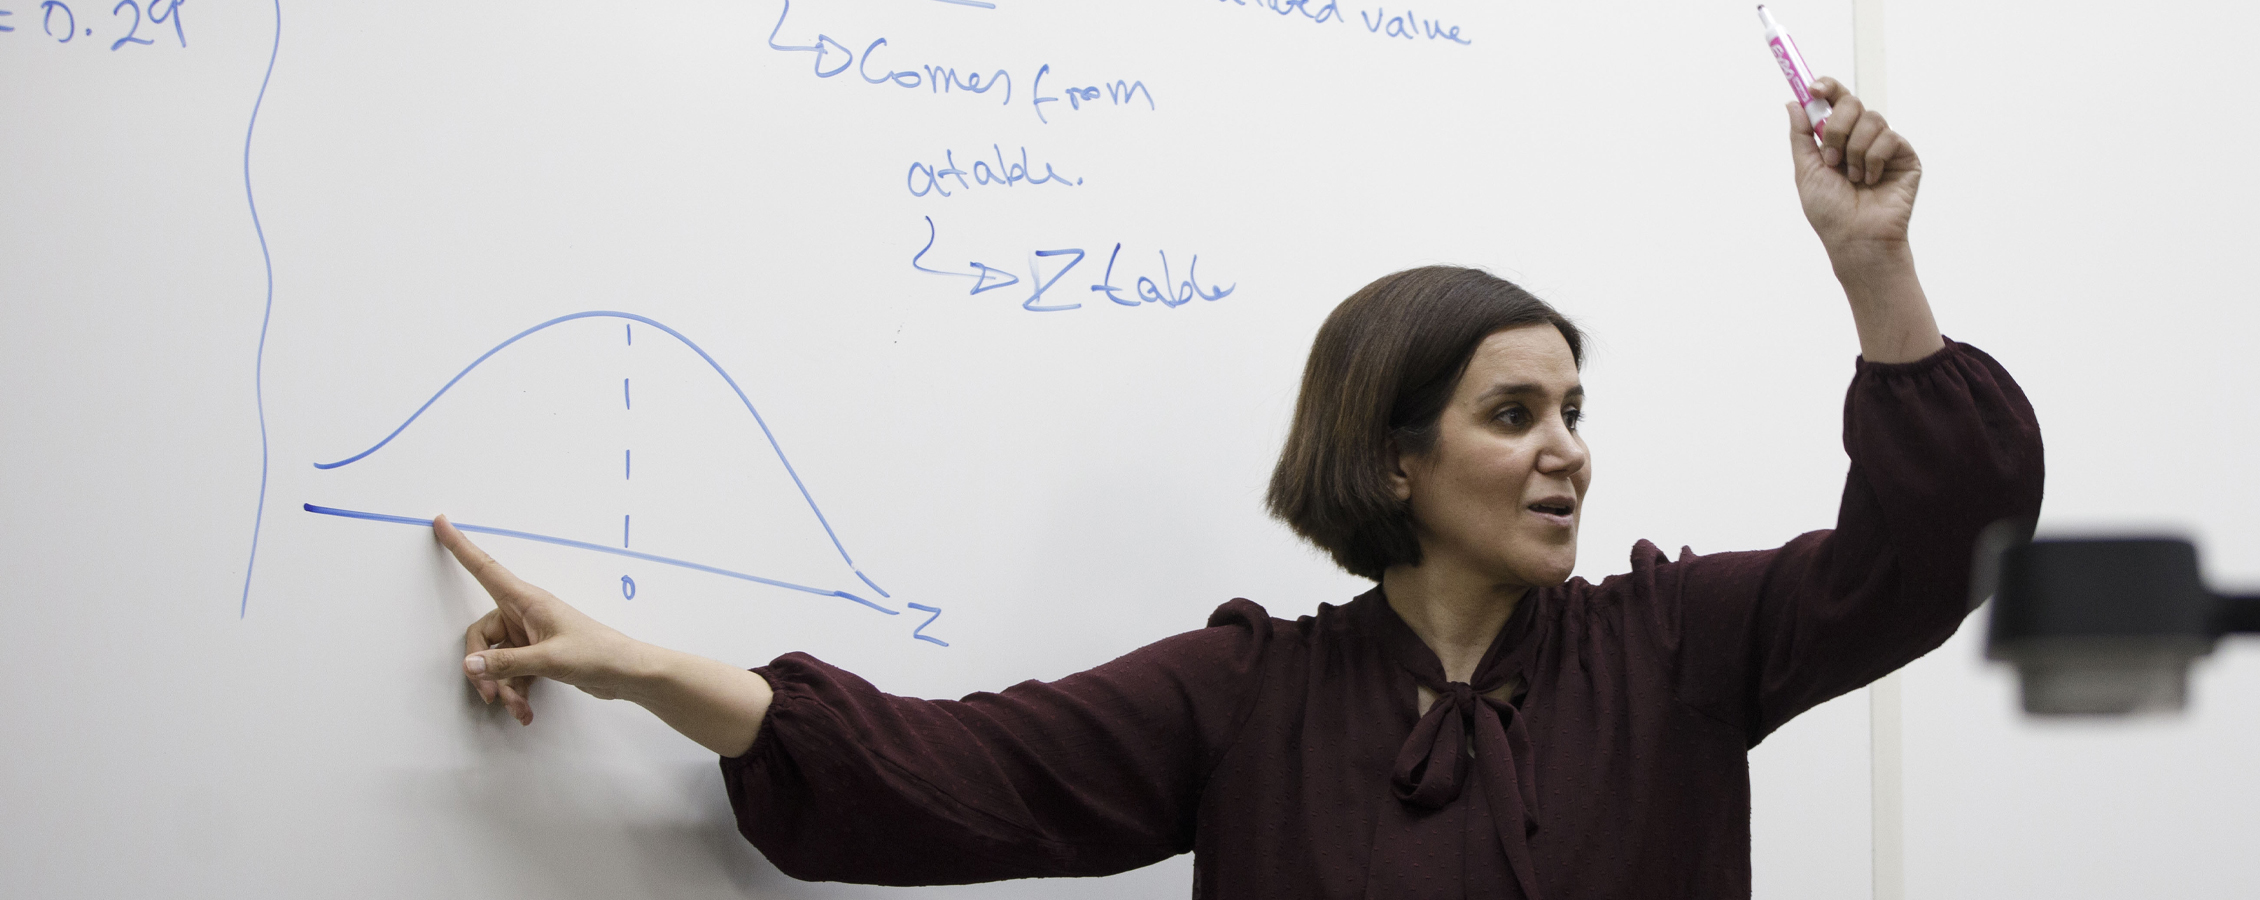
[1632,340,2044,745]
[719,600,1273,885]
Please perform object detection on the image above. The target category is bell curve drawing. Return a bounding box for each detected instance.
[231,2,945,647]
[298,311,948,649]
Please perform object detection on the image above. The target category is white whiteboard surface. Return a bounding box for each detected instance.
[0,1,1898,897]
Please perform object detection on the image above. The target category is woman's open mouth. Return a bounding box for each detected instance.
[1526,497,1576,528]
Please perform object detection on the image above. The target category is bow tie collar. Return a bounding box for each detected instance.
[1370,590,1546,900]
[1392,680,1519,809]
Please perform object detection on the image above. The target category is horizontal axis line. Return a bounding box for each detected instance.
[301,503,897,615]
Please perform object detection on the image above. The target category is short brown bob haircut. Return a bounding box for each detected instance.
[1266,266,1584,581]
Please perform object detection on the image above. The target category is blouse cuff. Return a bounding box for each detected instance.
[1853,336,1961,378]
[722,666,788,762]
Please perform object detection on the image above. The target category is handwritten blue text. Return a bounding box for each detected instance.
[908,145,1083,198]
[914,217,1236,313]
[1211,0,1470,45]
[768,0,1157,124]
[8,0,186,47]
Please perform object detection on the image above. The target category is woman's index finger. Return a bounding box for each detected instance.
[433,515,529,601]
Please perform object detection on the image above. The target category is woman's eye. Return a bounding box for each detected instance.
[1564,408,1583,431]
[1495,406,1530,427]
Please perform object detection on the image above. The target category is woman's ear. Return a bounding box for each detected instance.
[1386,438,1415,503]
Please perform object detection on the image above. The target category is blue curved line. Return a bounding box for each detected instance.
[312,311,887,595]
[302,504,896,615]
[238,0,282,619]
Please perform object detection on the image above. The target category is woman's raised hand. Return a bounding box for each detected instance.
[1789,77,1920,264]
[439,515,649,725]
[1783,77,1942,365]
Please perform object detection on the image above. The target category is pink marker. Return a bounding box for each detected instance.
[1758,5,1830,139]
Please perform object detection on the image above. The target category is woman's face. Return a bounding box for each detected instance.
[1391,324,1591,589]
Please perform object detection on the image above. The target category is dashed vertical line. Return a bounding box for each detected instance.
[623,321,633,578]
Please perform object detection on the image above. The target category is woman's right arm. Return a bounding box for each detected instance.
[440,515,1273,884]
[441,516,773,757]
[734,604,1271,885]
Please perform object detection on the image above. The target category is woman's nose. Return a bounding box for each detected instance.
[1537,420,1588,476]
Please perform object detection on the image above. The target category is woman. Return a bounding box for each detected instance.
[441,79,2043,898]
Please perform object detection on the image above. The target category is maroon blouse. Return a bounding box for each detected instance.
[723,341,2045,898]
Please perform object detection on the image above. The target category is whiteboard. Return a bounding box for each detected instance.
[1,1,1892,897]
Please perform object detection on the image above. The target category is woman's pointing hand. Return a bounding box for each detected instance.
[440,515,648,725]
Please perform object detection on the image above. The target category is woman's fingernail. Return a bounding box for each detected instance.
[466,655,487,675]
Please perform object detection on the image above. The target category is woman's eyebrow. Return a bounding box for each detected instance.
[1475,383,1585,403]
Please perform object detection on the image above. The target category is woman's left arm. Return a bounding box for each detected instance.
[1630,84,2044,743]
[1651,341,2044,743]
[1791,77,1944,365]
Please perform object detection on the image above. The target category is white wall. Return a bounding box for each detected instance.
[1885,2,2260,897]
